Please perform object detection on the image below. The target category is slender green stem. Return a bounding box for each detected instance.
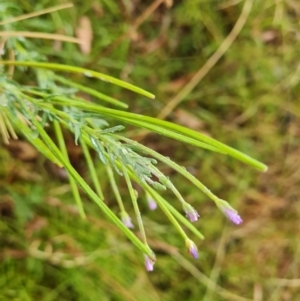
[0,61,155,99]
[0,111,9,144]
[125,167,205,240]
[146,187,188,240]
[122,164,148,245]
[157,195,204,240]
[52,74,128,108]
[150,165,187,204]
[2,112,18,139]
[106,164,125,212]
[44,97,267,171]
[46,99,224,153]
[80,138,104,200]
[20,102,219,206]
[3,109,62,167]
[116,135,221,204]
[53,120,86,218]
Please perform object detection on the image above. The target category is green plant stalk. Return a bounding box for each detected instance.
[2,111,18,139]
[122,164,148,245]
[149,166,200,217]
[23,101,205,241]
[126,167,205,240]
[18,108,154,259]
[24,93,223,154]
[116,135,221,204]
[36,100,226,153]
[0,111,9,143]
[157,195,205,240]
[6,68,266,170]
[146,186,188,241]
[17,95,223,206]
[53,120,86,218]
[52,74,128,108]
[44,98,267,171]
[0,61,155,99]
[106,164,126,213]
[3,109,62,167]
[18,97,223,206]
[150,165,186,204]
[119,116,225,153]
[105,144,204,240]
[80,138,104,200]
[46,111,205,241]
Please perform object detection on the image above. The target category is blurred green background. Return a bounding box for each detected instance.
[1,0,300,300]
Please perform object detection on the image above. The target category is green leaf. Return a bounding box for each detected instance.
[48,99,267,171]
[0,61,155,99]
[53,74,128,108]
[4,108,63,167]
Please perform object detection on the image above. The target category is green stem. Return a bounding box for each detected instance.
[47,98,267,171]
[3,109,62,167]
[147,187,188,241]
[0,60,155,99]
[52,74,128,108]
[80,138,104,200]
[46,99,224,153]
[106,164,125,213]
[158,195,204,240]
[116,135,221,204]
[126,168,205,240]
[122,164,148,245]
[53,120,86,218]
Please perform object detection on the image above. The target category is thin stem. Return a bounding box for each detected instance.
[159,196,204,240]
[106,164,125,213]
[42,97,267,171]
[0,3,73,25]
[147,186,188,240]
[150,165,186,204]
[0,32,81,44]
[122,164,148,245]
[80,138,104,200]
[52,74,128,108]
[122,164,205,240]
[53,120,86,218]
[4,109,62,167]
[0,111,9,144]
[2,112,18,139]
[116,135,222,204]
[0,61,155,99]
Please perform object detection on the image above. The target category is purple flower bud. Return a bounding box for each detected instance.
[217,200,243,225]
[182,203,200,222]
[186,239,199,259]
[223,208,243,225]
[121,213,134,229]
[147,196,157,211]
[144,255,155,272]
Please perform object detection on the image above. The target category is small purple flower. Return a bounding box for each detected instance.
[147,196,157,211]
[186,239,199,259]
[182,203,200,222]
[224,208,243,225]
[121,213,134,229]
[145,255,155,272]
[217,200,243,225]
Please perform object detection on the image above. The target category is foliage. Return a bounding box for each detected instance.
[2,0,299,300]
